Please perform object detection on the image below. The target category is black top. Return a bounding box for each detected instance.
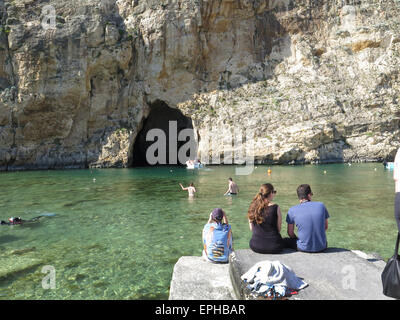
[249,204,284,254]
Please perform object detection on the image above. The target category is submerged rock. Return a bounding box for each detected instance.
[0,256,43,280]
[11,247,36,256]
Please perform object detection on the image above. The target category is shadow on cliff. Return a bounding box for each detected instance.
[6,1,321,170]
[202,3,294,91]
[316,141,347,164]
[1,0,358,170]
[122,2,296,167]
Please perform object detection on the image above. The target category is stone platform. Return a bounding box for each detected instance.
[169,248,393,300]
[169,256,236,300]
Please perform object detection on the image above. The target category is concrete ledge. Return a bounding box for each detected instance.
[230,248,391,300]
[169,256,236,300]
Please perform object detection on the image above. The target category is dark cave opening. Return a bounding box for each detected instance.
[130,100,196,167]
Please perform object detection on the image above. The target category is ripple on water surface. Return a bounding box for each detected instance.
[0,164,397,299]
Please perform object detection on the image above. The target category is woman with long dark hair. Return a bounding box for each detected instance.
[247,183,286,254]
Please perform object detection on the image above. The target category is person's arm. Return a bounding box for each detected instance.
[207,212,213,224]
[227,228,233,250]
[224,186,230,195]
[248,219,253,231]
[222,210,228,225]
[227,182,233,194]
[277,206,282,233]
[202,226,209,253]
[206,226,214,248]
[287,224,296,238]
[179,183,188,190]
[323,205,330,231]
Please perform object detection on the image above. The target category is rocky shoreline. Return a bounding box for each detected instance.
[0,159,387,172]
[0,0,399,170]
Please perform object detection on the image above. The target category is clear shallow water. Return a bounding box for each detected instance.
[0,163,398,299]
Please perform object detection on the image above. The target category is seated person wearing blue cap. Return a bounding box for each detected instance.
[202,208,233,263]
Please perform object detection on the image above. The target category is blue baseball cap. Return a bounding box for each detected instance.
[212,208,224,221]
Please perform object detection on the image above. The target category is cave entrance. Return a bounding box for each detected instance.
[130,100,196,167]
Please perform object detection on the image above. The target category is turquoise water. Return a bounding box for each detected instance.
[0,163,398,299]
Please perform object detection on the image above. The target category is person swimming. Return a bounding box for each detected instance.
[1,214,54,226]
[1,217,23,225]
[179,182,197,197]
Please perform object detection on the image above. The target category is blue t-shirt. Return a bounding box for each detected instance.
[286,201,329,252]
[202,223,232,263]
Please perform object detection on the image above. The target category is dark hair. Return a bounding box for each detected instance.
[247,183,275,225]
[228,178,232,181]
[297,184,312,200]
[189,182,194,187]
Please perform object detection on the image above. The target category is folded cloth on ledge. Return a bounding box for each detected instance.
[241,260,308,297]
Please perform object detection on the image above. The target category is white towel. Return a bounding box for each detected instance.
[241,260,308,293]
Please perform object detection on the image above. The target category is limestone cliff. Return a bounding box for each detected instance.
[0,0,399,170]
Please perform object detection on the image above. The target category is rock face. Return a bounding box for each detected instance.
[0,0,399,170]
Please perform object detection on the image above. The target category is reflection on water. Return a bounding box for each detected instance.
[0,163,397,299]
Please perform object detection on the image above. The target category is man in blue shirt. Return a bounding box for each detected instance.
[286,184,329,253]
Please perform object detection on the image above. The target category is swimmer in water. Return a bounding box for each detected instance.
[1,214,54,226]
[1,217,23,225]
[1,217,37,225]
[179,182,196,197]
[224,178,239,196]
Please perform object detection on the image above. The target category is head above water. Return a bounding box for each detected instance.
[297,184,313,200]
[8,217,22,224]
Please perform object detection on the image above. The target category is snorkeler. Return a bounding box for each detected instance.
[1,217,23,225]
[1,214,54,226]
